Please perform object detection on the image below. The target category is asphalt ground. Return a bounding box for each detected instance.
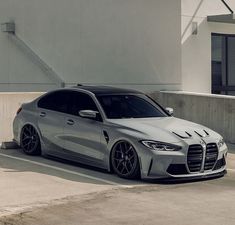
[0,147,234,225]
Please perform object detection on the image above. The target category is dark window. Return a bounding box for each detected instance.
[97,94,167,119]
[38,91,70,113]
[68,92,99,116]
[212,33,235,95]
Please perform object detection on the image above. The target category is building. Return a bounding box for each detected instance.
[182,0,235,95]
[0,0,234,95]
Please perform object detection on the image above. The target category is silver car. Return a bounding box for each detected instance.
[13,85,228,180]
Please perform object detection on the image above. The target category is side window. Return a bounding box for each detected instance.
[38,91,70,113]
[68,92,99,116]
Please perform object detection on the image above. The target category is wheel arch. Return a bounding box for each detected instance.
[108,139,142,175]
[20,122,43,147]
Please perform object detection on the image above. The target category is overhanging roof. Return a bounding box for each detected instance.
[207,14,235,24]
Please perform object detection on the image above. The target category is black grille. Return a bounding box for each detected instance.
[167,164,188,175]
[204,143,218,171]
[187,145,203,172]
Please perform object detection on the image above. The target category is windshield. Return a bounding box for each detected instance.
[97,94,168,119]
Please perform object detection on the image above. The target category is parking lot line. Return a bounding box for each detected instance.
[0,153,129,187]
[227,169,235,172]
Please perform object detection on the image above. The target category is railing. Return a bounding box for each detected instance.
[221,0,234,14]
[1,22,65,88]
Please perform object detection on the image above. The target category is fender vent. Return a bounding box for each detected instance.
[103,131,109,144]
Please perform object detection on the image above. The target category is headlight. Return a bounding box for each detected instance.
[218,138,225,148]
[140,140,182,151]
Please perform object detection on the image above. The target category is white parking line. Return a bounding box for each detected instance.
[227,169,235,172]
[0,153,130,187]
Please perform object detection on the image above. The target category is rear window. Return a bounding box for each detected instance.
[38,91,70,113]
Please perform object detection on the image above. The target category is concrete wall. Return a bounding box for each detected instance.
[182,0,235,93]
[0,93,42,143]
[0,0,181,92]
[1,92,235,145]
[151,91,235,144]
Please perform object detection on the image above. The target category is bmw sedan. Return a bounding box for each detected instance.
[13,85,228,180]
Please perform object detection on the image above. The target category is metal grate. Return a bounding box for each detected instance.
[187,145,203,172]
[204,143,218,171]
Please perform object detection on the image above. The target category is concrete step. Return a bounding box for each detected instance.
[1,141,20,149]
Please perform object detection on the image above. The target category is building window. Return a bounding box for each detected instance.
[212,33,235,95]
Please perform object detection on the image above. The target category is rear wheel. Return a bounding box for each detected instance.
[111,141,140,179]
[21,125,41,155]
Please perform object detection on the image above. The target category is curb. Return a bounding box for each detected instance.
[1,141,20,149]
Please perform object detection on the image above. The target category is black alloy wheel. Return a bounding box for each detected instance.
[21,125,41,155]
[111,141,140,179]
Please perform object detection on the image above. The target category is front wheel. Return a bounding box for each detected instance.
[111,141,140,179]
[21,125,41,155]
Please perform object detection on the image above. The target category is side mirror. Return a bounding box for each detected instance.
[165,107,174,116]
[79,110,99,119]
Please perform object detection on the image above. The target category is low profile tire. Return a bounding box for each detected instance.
[21,125,41,155]
[111,141,140,179]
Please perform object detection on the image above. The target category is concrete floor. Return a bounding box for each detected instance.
[0,148,234,225]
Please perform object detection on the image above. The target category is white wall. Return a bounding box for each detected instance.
[0,0,181,92]
[182,0,235,93]
[0,93,42,142]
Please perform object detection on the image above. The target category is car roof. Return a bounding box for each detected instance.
[70,85,143,95]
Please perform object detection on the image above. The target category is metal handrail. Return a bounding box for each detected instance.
[1,22,65,88]
[221,0,234,14]
[8,34,65,88]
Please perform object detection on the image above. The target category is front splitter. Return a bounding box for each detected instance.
[144,170,227,184]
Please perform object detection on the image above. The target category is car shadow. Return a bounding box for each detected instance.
[0,149,143,186]
[0,149,226,187]
[48,155,226,184]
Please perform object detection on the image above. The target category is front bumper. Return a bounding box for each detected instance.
[138,142,228,180]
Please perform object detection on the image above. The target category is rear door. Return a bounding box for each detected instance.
[37,90,70,154]
[63,91,104,165]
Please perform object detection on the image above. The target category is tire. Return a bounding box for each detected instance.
[20,125,41,155]
[111,141,140,179]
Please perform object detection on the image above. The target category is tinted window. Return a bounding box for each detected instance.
[97,94,167,119]
[38,91,70,113]
[68,92,99,116]
[212,34,235,95]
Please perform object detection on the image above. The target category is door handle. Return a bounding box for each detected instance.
[67,119,75,126]
[40,112,46,117]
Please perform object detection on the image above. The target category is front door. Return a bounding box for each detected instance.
[63,91,104,164]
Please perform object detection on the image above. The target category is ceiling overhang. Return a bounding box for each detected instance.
[207,13,235,24]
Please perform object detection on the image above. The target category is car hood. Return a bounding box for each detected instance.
[107,117,221,144]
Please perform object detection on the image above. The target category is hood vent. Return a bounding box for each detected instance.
[194,130,210,138]
[172,131,192,139]
[173,130,210,139]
